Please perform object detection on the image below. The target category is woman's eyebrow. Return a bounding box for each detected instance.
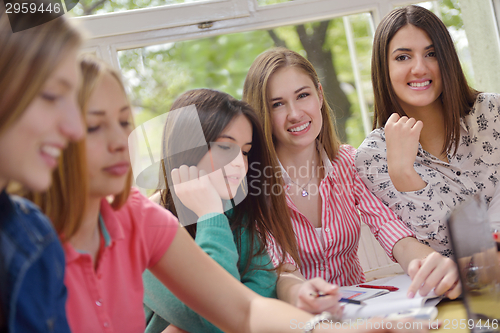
[391,44,434,55]
[88,110,105,116]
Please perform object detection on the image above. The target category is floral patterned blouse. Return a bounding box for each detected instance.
[355,93,500,256]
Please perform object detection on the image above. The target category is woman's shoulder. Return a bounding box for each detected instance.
[118,188,179,227]
[466,93,500,128]
[356,128,387,157]
[0,194,61,268]
[8,194,57,239]
[471,93,500,112]
[336,144,356,160]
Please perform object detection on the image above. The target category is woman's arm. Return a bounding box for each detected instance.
[351,145,460,299]
[149,227,315,333]
[355,129,454,253]
[151,228,430,333]
[144,213,243,333]
[384,114,426,192]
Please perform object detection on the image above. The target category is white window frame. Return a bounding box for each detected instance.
[73,0,500,135]
[74,0,414,68]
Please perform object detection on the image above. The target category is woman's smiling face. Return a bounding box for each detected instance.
[267,66,323,153]
[388,24,443,114]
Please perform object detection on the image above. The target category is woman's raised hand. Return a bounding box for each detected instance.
[384,113,426,192]
[171,165,224,217]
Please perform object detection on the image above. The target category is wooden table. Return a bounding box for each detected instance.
[435,299,468,332]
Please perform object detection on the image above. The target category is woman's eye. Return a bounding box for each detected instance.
[41,93,59,102]
[395,54,409,61]
[298,92,309,99]
[242,150,250,156]
[217,144,230,150]
[427,51,436,58]
[120,121,131,128]
[87,126,100,133]
[272,101,283,108]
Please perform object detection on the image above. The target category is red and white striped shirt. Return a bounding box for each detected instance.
[267,144,414,286]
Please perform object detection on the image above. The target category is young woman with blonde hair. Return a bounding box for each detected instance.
[243,47,461,301]
[0,2,84,331]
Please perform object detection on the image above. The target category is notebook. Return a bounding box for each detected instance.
[341,274,442,320]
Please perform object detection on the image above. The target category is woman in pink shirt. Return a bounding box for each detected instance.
[242,47,461,302]
[26,54,429,333]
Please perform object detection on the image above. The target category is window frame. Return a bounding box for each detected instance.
[77,0,416,66]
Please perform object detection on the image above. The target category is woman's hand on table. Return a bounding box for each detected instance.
[407,252,461,299]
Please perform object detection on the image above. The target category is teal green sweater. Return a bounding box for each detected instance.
[143,212,277,333]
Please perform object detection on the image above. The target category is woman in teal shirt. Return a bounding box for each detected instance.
[143,89,315,333]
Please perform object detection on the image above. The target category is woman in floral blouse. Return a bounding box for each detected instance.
[355,5,499,257]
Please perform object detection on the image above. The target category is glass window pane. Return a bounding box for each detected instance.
[72,0,215,17]
[118,13,375,148]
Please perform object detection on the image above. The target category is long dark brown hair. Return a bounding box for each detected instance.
[371,5,479,155]
[159,89,301,274]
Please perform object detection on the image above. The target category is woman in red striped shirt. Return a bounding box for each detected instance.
[243,47,461,308]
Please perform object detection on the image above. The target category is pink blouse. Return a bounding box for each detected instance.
[64,189,178,333]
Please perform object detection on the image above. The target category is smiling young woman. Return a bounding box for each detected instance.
[244,46,462,305]
[354,5,500,259]
[0,1,84,331]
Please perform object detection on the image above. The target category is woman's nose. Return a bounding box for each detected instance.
[411,56,428,76]
[230,150,244,168]
[287,102,303,121]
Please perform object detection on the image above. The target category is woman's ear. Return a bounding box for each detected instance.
[317,83,324,107]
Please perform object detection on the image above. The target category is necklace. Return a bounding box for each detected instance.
[289,175,314,197]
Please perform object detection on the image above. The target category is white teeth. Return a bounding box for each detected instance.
[289,122,310,132]
[41,145,61,158]
[409,81,430,87]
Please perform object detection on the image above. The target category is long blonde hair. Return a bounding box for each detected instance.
[243,47,340,162]
[0,2,83,134]
[27,55,132,242]
[2,1,85,240]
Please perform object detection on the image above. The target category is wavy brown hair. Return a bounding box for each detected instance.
[159,89,300,274]
[371,5,479,155]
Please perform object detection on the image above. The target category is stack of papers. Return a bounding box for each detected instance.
[341,274,442,320]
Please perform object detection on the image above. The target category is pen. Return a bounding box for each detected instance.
[340,298,364,305]
[309,292,365,305]
[357,284,399,292]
